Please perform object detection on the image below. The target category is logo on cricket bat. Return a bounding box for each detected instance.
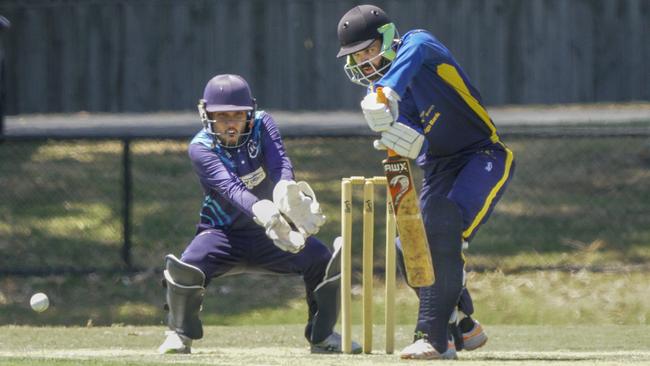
[383,162,408,173]
[389,175,410,208]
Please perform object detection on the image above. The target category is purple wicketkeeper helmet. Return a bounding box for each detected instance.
[198,74,257,147]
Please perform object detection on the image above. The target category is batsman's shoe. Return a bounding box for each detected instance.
[158,330,192,354]
[461,319,488,351]
[310,332,362,354]
[400,338,457,360]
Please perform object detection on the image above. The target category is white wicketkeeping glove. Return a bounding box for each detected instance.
[360,87,400,132]
[273,180,326,236]
[374,122,425,159]
[252,199,305,253]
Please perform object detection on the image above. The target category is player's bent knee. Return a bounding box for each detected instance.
[309,238,333,261]
[165,254,206,286]
[305,238,334,274]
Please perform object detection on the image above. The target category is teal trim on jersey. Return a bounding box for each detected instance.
[202,196,233,227]
[205,204,224,226]
[190,130,236,169]
[208,199,232,225]
[200,213,216,227]
[191,130,214,149]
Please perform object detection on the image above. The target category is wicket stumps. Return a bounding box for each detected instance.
[341,176,397,354]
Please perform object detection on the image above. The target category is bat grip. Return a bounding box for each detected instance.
[376,87,388,104]
[376,88,399,158]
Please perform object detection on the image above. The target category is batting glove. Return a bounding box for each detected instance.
[377,122,425,159]
[360,87,400,132]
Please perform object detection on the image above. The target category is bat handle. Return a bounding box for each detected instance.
[376,87,399,158]
[376,87,387,104]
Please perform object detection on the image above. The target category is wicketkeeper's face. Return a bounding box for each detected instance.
[351,39,383,75]
[207,111,249,146]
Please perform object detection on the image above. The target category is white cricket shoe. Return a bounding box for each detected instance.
[158,330,192,354]
[310,332,362,354]
[462,320,488,351]
[400,338,457,360]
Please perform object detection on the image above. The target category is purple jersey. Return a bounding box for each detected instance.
[188,111,294,231]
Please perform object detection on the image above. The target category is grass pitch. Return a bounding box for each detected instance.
[1,324,649,365]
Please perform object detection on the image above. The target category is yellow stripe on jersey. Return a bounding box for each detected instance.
[462,144,514,239]
[436,63,499,143]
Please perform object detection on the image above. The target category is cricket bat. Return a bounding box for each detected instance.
[378,88,435,287]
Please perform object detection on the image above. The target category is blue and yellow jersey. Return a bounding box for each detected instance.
[376,30,502,162]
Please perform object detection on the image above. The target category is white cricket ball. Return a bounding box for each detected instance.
[30,292,49,312]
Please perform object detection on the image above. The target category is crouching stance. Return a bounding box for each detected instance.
[159,74,361,354]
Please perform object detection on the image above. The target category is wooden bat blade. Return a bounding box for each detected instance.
[383,155,434,287]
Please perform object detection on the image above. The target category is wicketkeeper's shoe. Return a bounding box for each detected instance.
[310,332,362,354]
[158,330,192,354]
[460,318,488,351]
[400,338,457,360]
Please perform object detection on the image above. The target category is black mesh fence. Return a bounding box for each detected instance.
[1,129,649,276]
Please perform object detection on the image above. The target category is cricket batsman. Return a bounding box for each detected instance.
[336,5,515,360]
[158,74,361,354]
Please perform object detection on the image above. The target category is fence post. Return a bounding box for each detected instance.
[122,138,132,269]
[0,17,10,141]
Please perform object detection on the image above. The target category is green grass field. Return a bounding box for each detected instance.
[3,270,650,327]
[2,136,649,272]
[1,325,649,365]
[0,133,650,330]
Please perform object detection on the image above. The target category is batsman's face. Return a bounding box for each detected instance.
[208,111,249,145]
[352,40,383,75]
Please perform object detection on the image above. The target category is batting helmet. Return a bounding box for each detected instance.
[336,5,399,86]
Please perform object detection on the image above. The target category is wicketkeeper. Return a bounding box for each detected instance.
[158,74,361,354]
[336,4,516,360]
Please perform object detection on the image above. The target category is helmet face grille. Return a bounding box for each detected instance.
[198,99,255,148]
[343,53,393,87]
[341,23,400,86]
